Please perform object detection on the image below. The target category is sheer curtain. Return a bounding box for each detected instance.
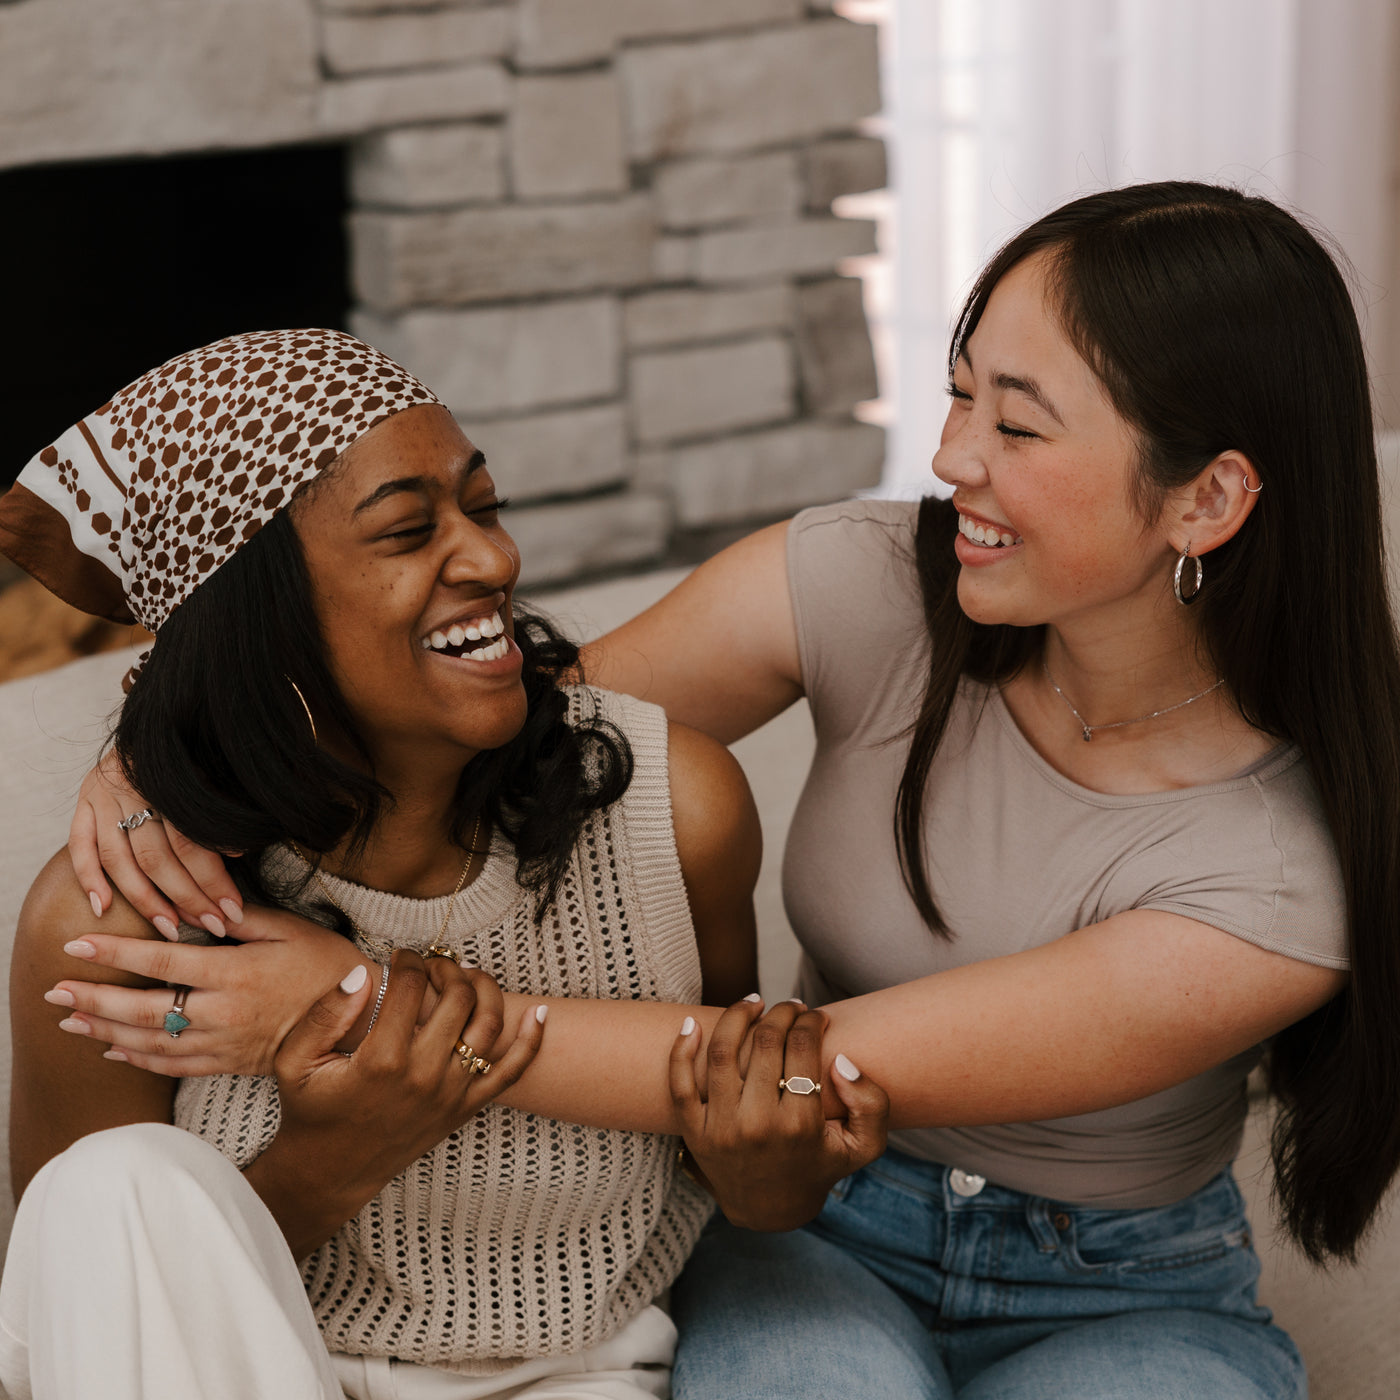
[882,0,1400,496]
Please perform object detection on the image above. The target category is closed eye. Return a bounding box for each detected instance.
[947,383,1039,440]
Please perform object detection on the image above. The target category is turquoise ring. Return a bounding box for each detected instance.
[164,986,192,1039]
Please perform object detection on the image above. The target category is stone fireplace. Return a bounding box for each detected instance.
[0,0,886,596]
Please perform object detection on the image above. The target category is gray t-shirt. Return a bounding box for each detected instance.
[784,499,1348,1207]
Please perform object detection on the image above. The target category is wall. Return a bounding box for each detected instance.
[0,0,887,587]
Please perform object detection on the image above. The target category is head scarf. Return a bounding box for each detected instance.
[0,328,439,636]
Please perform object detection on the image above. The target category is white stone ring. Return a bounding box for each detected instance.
[117,808,157,833]
[778,1076,820,1096]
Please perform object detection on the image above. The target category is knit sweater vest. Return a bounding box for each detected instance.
[172,687,712,1372]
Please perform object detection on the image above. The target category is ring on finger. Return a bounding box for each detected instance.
[117,808,159,833]
[778,1075,820,1096]
[454,1042,491,1075]
[164,986,193,1039]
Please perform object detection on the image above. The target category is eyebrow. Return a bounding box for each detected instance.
[352,450,487,516]
[959,348,1064,427]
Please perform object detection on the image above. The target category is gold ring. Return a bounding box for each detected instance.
[426,943,455,960]
[778,1076,820,1095]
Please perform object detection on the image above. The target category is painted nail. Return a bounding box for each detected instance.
[535,1004,548,1024]
[834,1053,861,1082]
[458,961,477,972]
[743,993,763,1004]
[339,964,368,994]
[783,998,807,1008]
[43,989,76,1007]
[88,891,103,919]
[153,916,179,941]
[103,1049,129,1063]
[63,940,97,959]
[58,1018,90,1035]
[199,913,227,939]
[219,898,244,926]
[681,1016,696,1037]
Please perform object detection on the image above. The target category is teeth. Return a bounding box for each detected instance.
[958,513,1022,548]
[430,630,448,649]
[448,625,466,646]
[465,624,481,641]
[423,614,510,659]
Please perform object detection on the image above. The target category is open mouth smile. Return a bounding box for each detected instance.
[420,610,510,662]
[957,512,1023,549]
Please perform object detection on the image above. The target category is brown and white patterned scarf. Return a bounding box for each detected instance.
[0,328,439,636]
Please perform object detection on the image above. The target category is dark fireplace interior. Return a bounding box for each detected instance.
[0,143,349,490]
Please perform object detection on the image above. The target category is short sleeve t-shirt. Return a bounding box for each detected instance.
[783,499,1347,1207]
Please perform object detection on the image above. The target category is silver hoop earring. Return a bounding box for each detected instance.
[1173,544,1203,605]
[1242,469,1263,494]
[285,676,318,743]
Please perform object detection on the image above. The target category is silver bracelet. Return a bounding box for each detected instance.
[363,963,390,1039]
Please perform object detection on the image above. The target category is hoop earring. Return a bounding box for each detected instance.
[1173,543,1204,605]
[285,676,318,743]
[1242,469,1263,494]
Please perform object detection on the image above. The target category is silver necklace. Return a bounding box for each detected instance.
[1041,659,1226,742]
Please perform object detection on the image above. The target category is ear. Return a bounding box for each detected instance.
[1166,451,1262,557]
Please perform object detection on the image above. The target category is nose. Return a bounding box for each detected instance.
[441,512,520,592]
[931,405,990,492]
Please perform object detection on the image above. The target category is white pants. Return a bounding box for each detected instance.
[0,1124,676,1400]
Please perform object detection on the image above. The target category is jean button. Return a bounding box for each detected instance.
[949,1168,986,1197]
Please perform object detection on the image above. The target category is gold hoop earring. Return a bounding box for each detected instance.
[1173,543,1204,605]
[1242,468,1263,494]
[285,676,318,743]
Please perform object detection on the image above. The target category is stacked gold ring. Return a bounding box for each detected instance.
[455,1042,491,1075]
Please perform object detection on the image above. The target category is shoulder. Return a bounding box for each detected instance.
[666,719,761,883]
[789,497,920,576]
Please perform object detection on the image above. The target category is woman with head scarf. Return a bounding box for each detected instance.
[0,329,883,1398]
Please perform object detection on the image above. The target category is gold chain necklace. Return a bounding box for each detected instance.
[1042,659,1226,743]
[290,814,482,956]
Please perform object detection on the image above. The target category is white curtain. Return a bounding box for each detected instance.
[882,0,1399,496]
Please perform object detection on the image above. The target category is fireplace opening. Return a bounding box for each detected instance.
[0,143,349,490]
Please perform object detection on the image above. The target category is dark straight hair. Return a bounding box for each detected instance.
[895,181,1400,1263]
[114,509,632,916]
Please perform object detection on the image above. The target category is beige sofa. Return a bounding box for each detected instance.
[1,570,1396,1398]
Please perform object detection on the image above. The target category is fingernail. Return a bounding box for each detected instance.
[339,964,368,994]
[783,998,807,1007]
[219,898,244,925]
[63,940,97,959]
[153,916,179,941]
[43,989,76,1007]
[103,1049,129,1063]
[743,993,763,1004]
[835,1053,860,1081]
[200,913,227,938]
[88,891,103,919]
[535,1004,548,1024]
[681,1016,696,1037]
[458,961,477,972]
[58,1018,90,1035]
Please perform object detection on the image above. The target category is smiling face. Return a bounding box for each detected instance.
[933,252,1176,633]
[290,403,527,780]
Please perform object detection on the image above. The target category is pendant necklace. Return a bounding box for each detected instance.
[1041,659,1226,743]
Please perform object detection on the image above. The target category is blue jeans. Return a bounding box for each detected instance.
[671,1148,1304,1399]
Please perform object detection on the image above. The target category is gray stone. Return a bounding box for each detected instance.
[625,284,793,349]
[352,124,505,208]
[801,136,887,210]
[319,62,509,136]
[351,298,621,416]
[457,405,628,502]
[515,0,802,70]
[658,420,885,526]
[0,0,319,169]
[350,196,655,310]
[322,0,502,11]
[321,8,513,76]
[653,152,801,230]
[651,236,695,283]
[630,336,795,446]
[620,19,880,161]
[695,217,877,283]
[795,277,878,414]
[510,73,628,200]
[511,493,672,588]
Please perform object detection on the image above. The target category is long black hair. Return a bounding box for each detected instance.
[895,181,1400,1263]
[114,509,632,914]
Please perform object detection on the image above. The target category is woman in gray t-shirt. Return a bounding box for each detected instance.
[60,183,1398,1398]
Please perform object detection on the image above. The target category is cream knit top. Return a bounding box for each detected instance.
[173,686,712,1373]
